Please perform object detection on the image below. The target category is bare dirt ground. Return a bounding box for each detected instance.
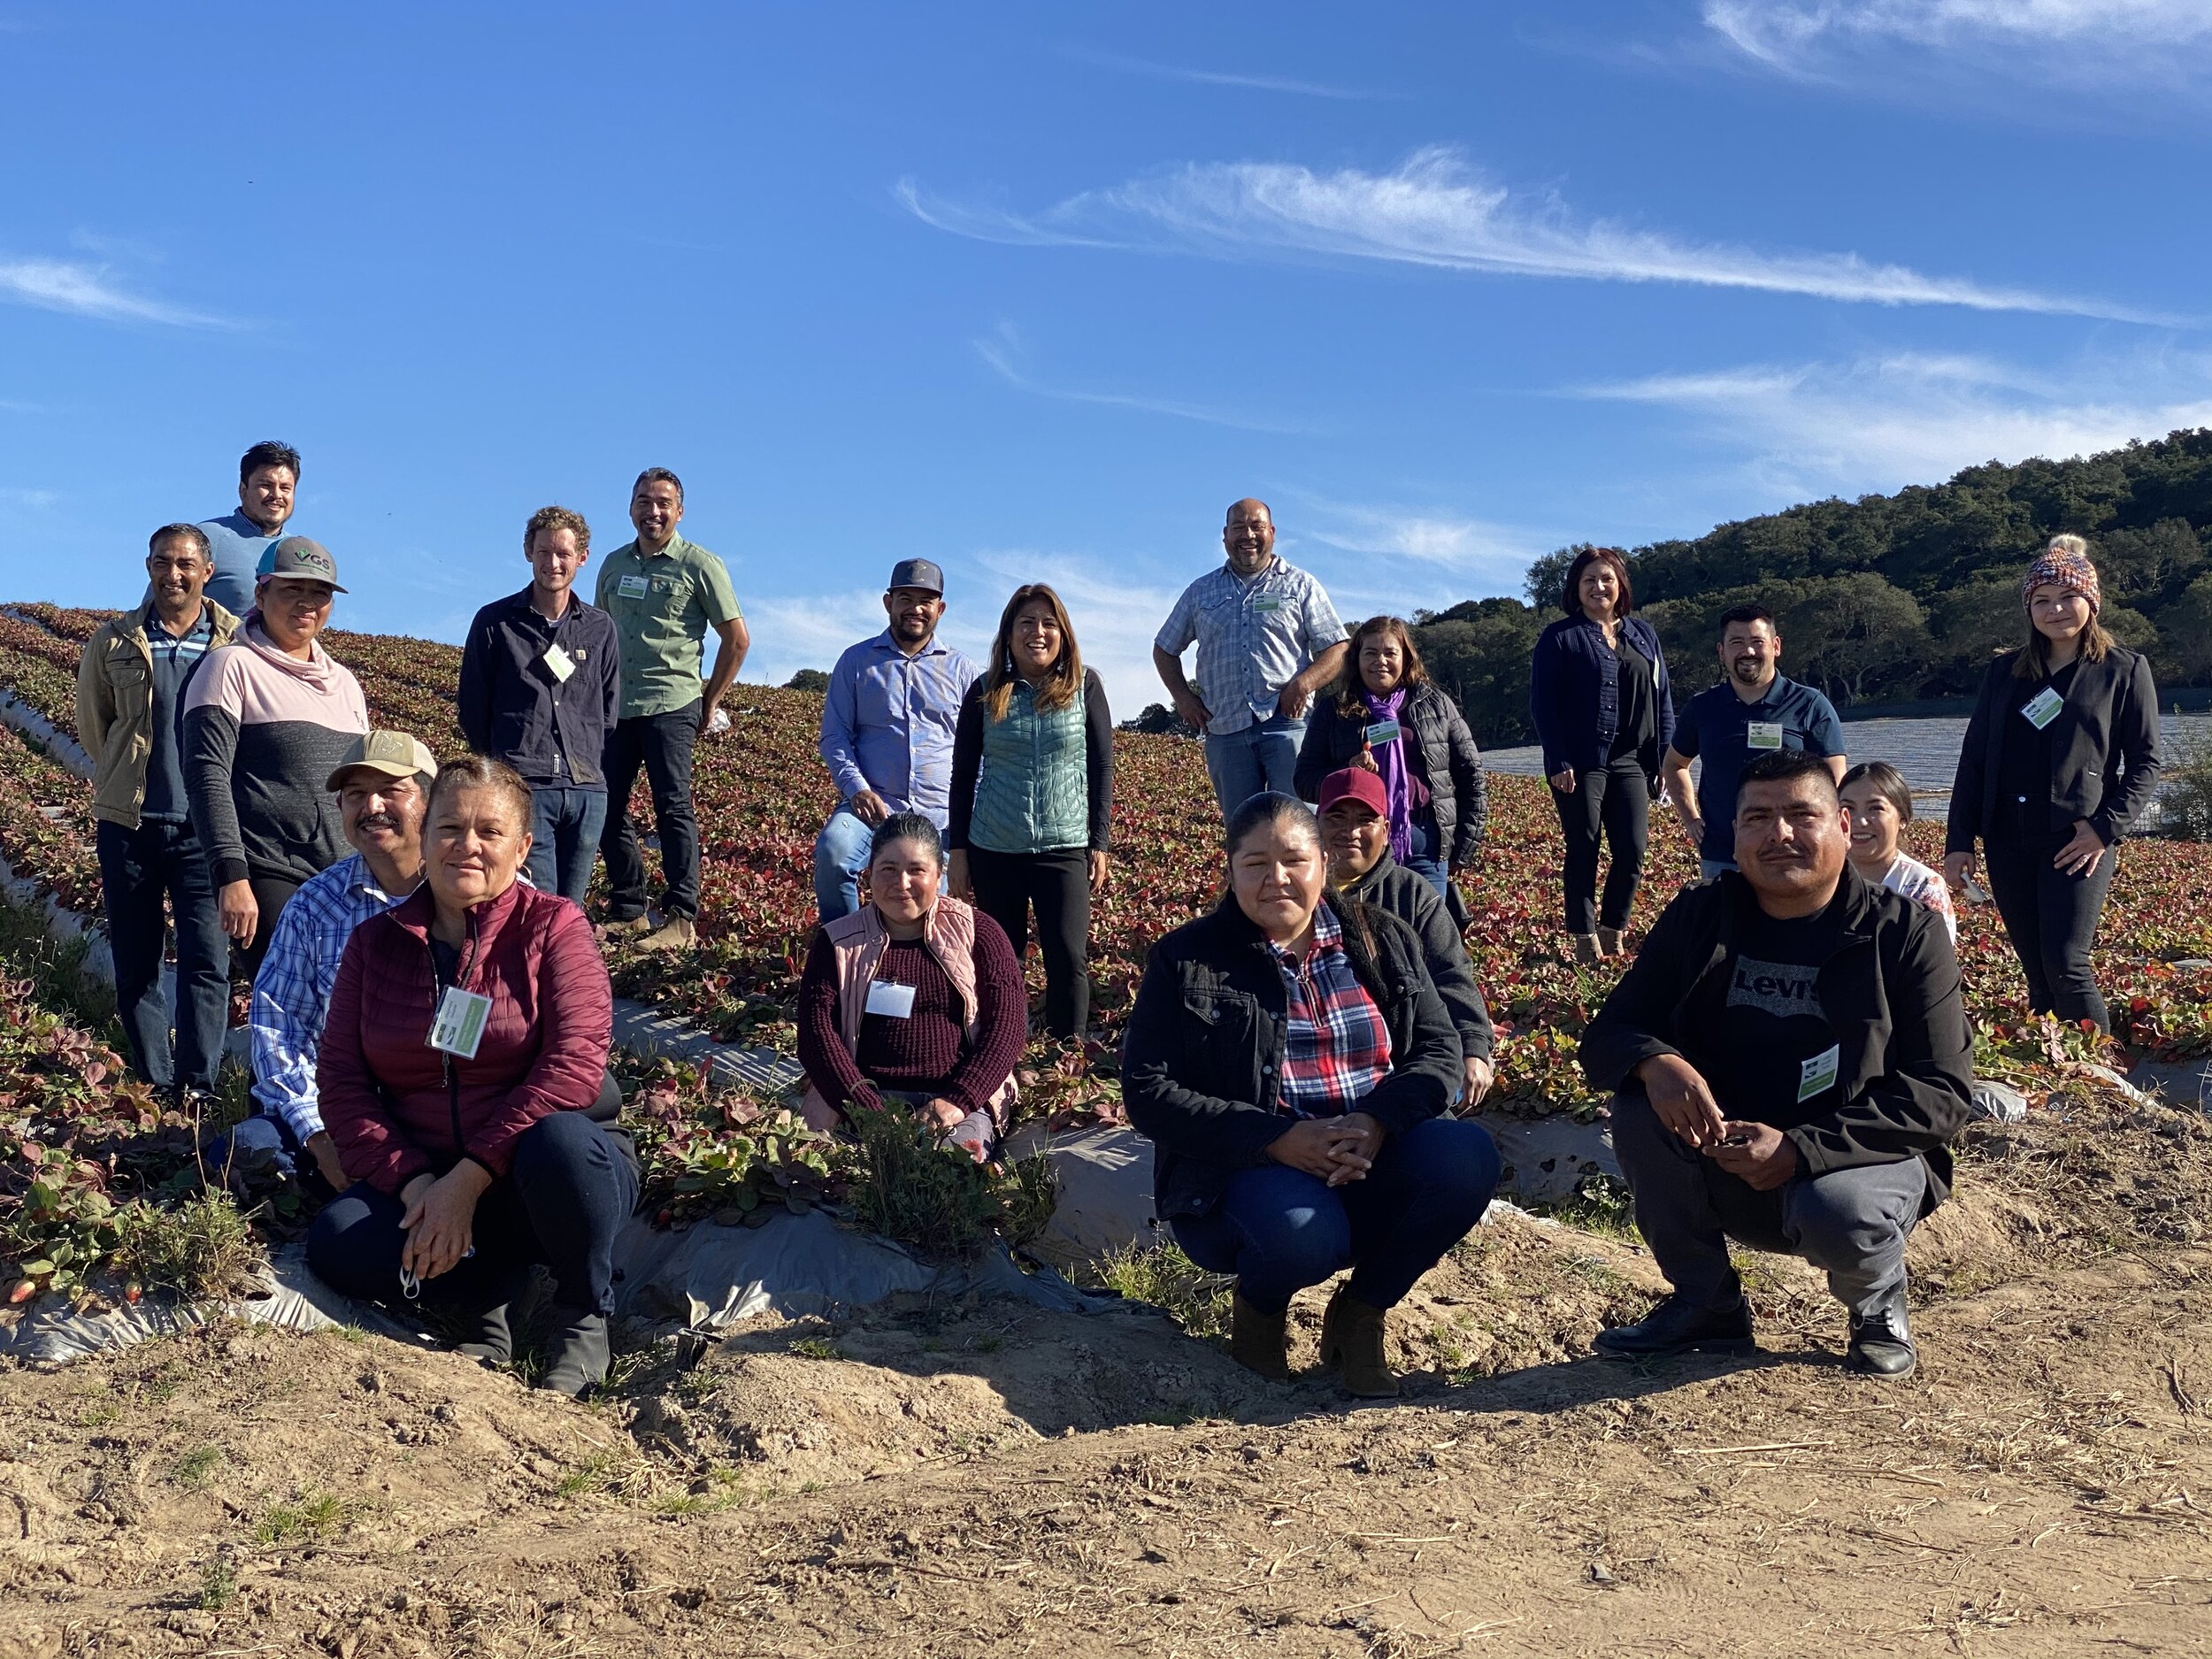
[5,1089,2212,1658]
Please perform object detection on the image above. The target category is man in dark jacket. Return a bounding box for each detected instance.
[1317,766,1495,1107]
[1580,749,1971,1379]
[458,506,621,907]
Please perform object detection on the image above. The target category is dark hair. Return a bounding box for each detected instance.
[148,523,211,562]
[868,811,943,870]
[238,441,301,486]
[426,754,534,830]
[1717,603,1777,635]
[1224,791,1320,856]
[524,504,591,557]
[983,584,1084,721]
[1839,760,1912,823]
[1735,749,1839,812]
[632,466,684,504]
[1331,615,1429,717]
[1560,546,1634,618]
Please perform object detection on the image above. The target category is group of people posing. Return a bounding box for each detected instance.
[71,449,2161,1398]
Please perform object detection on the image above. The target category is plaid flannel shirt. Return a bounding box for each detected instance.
[249,852,413,1143]
[1266,907,1394,1118]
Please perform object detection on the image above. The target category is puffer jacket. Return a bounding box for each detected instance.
[1293,680,1488,861]
[76,601,241,827]
[1121,893,1462,1220]
[319,881,612,1194]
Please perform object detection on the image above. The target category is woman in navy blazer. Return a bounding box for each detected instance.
[1529,547,1675,963]
[1944,538,2159,1033]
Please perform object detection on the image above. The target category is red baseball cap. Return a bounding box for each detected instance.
[1317,767,1388,818]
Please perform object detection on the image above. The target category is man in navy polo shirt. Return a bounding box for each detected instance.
[1662,604,1847,879]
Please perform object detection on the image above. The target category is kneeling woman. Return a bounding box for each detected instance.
[1121,793,1501,1397]
[308,757,637,1396]
[798,813,1025,1160]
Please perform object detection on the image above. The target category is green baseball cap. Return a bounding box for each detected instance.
[325,730,437,792]
[257,535,347,593]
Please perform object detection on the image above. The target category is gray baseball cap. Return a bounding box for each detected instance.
[887,558,944,595]
[257,535,347,593]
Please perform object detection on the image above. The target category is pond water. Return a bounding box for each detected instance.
[1483,713,2212,820]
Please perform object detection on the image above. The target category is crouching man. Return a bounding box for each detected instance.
[1580,749,1971,1379]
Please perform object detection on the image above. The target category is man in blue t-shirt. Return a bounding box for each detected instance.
[1662,604,1847,879]
[195,440,303,617]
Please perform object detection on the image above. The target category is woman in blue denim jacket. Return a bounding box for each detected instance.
[1529,547,1675,963]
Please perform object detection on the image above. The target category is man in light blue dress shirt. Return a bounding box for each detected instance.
[812,558,981,921]
[1153,498,1350,819]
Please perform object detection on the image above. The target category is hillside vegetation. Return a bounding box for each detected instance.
[1417,426,2212,747]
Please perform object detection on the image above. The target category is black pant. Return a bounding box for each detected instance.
[1982,826,2116,1031]
[234,874,302,983]
[600,699,701,921]
[305,1112,641,1317]
[95,818,230,1093]
[967,845,1090,1038]
[1550,752,1648,934]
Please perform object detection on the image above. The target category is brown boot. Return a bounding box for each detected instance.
[1571,933,1601,966]
[637,915,698,953]
[1595,926,1624,957]
[1319,1286,1399,1399]
[1229,1291,1290,1381]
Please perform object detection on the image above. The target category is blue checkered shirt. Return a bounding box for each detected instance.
[249,852,413,1142]
[1154,557,1347,735]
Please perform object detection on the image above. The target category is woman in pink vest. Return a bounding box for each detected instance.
[798,812,1025,1161]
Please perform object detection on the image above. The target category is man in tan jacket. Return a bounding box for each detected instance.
[77,524,241,1103]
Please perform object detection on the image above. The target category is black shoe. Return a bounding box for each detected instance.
[455,1304,515,1368]
[1593,1294,1755,1360]
[537,1310,611,1398]
[1845,1293,1916,1379]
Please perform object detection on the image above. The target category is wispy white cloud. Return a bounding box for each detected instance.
[1288,495,1544,585]
[1703,1,2212,86]
[0,256,229,327]
[899,148,2162,320]
[972,322,1306,434]
[1580,349,2212,501]
[1068,47,1399,101]
[0,487,59,509]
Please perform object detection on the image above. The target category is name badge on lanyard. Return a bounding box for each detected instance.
[865,980,917,1018]
[1797,1044,1840,1102]
[1363,718,1402,748]
[1746,721,1785,751]
[2020,687,2063,730]
[428,987,493,1058]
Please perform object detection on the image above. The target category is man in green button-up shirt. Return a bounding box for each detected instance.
[593,467,749,951]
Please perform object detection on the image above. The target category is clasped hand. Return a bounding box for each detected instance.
[397,1163,493,1283]
[1269,1112,1384,1188]
[1634,1053,1797,1190]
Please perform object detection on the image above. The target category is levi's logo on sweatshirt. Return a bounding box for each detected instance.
[1726,958,1824,1020]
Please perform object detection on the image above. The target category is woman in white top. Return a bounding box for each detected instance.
[1839,762,1956,943]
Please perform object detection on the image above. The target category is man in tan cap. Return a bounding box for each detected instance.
[239,731,438,1194]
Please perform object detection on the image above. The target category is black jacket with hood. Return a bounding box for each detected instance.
[1578,867,1972,1213]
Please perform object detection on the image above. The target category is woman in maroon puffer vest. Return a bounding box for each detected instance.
[307,755,635,1396]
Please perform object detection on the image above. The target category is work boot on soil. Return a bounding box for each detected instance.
[454,1303,514,1368]
[1319,1286,1399,1399]
[538,1310,611,1397]
[1593,1294,1755,1360]
[1571,933,1602,966]
[602,913,654,939]
[1595,926,1624,957]
[1229,1292,1290,1381]
[637,915,697,953]
[1845,1291,1916,1379]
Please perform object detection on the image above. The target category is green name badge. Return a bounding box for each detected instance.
[1797,1043,1840,1102]
[617,574,649,600]
[427,986,493,1060]
[1746,721,1785,751]
[2020,687,2063,730]
[1251,595,1284,613]
[1363,718,1402,747]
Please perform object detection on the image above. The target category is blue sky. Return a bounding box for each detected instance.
[3,2,2208,712]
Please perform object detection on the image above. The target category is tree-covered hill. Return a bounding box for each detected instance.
[1417,426,2212,749]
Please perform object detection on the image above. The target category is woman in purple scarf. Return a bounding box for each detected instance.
[1294,617,1486,899]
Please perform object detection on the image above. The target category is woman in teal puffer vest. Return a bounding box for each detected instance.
[947,584,1113,1038]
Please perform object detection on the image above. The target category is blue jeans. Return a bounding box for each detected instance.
[1402,810,1450,900]
[1202,715,1304,819]
[1700,857,1736,883]
[812,805,877,924]
[1171,1117,1501,1313]
[527,786,608,908]
[95,817,230,1093]
[307,1112,641,1317]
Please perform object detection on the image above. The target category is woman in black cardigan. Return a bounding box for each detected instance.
[1293,614,1486,899]
[1944,538,2161,1032]
[1120,792,1500,1398]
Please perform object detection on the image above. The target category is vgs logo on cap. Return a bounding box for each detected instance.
[257,536,349,593]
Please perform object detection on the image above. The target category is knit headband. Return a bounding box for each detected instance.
[2022,547,2100,614]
